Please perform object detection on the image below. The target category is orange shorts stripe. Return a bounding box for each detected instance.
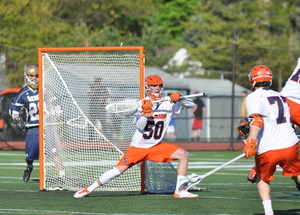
[192,118,203,130]
[255,143,300,182]
[286,98,300,127]
[116,142,181,167]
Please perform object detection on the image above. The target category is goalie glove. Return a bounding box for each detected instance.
[141,99,153,117]
[243,138,258,159]
[13,117,26,130]
[170,92,182,102]
[236,122,250,137]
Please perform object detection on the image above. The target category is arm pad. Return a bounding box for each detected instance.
[249,114,264,130]
[136,115,148,130]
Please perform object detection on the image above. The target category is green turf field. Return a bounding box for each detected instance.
[0,150,299,215]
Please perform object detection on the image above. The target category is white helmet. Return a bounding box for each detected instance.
[24,65,38,89]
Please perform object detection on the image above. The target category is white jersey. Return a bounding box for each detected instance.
[281,57,300,104]
[246,88,298,155]
[130,96,194,148]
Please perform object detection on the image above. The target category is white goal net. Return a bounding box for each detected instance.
[39,47,144,191]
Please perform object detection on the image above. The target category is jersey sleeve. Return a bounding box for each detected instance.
[246,92,267,117]
[9,91,24,117]
[173,98,195,115]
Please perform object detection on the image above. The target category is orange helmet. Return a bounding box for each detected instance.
[145,75,164,100]
[249,65,272,89]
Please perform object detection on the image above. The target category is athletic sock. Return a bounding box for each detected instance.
[27,165,33,169]
[262,200,273,215]
[175,175,186,191]
[88,181,100,192]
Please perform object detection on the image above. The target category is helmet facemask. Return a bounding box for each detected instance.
[145,75,164,100]
[25,65,38,90]
[146,84,164,100]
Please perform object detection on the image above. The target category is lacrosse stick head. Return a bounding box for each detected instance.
[185,173,204,191]
[105,99,139,115]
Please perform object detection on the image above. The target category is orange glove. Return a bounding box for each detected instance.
[170,92,182,102]
[243,138,258,158]
[142,99,153,117]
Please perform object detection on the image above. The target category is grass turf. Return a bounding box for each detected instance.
[0,150,299,215]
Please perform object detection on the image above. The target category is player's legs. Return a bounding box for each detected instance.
[257,177,273,215]
[24,132,39,182]
[255,148,295,215]
[170,147,198,198]
[170,148,189,176]
[279,143,300,191]
[53,156,65,177]
[191,119,202,141]
[74,147,143,198]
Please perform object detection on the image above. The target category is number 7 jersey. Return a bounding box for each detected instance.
[246,88,298,155]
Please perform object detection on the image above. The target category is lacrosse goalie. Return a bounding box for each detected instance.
[74,75,200,198]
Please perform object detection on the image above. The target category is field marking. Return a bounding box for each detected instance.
[0,209,230,215]
[0,209,161,215]
[0,160,283,172]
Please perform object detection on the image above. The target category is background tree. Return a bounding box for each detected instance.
[0,0,300,90]
[180,0,300,89]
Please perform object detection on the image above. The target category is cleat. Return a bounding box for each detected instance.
[74,187,90,198]
[23,167,33,182]
[292,177,300,192]
[174,189,198,198]
[247,166,257,184]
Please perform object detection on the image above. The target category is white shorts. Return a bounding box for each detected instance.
[167,125,175,133]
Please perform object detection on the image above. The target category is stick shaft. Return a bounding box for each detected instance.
[152,92,205,104]
[202,153,245,179]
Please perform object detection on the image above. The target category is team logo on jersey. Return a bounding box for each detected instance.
[123,157,129,163]
[27,95,39,102]
[154,114,167,119]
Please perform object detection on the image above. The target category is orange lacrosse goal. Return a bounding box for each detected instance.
[38,46,187,194]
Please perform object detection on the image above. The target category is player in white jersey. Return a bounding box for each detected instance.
[242,65,300,215]
[281,57,300,127]
[74,75,199,198]
[244,59,300,190]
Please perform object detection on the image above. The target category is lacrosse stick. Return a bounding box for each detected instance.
[186,153,245,191]
[106,92,205,114]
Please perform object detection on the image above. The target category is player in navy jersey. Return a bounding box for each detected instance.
[9,65,65,182]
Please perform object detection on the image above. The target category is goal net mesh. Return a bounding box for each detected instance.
[40,47,179,193]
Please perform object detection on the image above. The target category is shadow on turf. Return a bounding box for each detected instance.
[254,209,300,215]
